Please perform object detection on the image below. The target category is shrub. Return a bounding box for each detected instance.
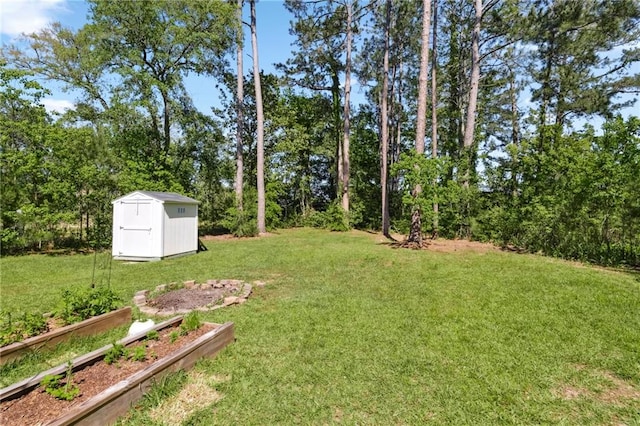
[57,285,121,325]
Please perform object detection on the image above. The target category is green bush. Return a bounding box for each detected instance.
[0,311,48,346]
[220,207,258,237]
[57,285,121,325]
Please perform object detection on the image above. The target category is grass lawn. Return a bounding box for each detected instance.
[1,228,639,424]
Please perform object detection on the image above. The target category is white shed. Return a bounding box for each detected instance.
[111,191,199,261]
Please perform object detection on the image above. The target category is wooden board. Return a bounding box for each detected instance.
[0,307,133,366]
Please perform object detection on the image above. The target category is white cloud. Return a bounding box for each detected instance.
[0,0,66,36]
[42,98,74,113]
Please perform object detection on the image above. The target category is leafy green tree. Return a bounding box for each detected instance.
[270,91,335,221]
[526,0,640,144]
[0,65,116,252]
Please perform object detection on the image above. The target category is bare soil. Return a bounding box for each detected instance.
[149,287,240,311]
[380,233,500,253]
[0,323,215,426]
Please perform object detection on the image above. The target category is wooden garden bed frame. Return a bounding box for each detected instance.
[0,307,133,366]
[0,316,234,426]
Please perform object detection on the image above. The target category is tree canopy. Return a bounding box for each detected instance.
[1,0,639,266]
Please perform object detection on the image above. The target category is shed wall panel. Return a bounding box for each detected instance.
[162,204,198,257]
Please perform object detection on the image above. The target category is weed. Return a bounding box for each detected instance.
[57,285,121,325]
[104,342,127,365]
[179,312,201,336]
[129,345,147,362]
[40,361,79,401]
[0,311,48,346]
[169,330,179,344]
[145,330,160,341]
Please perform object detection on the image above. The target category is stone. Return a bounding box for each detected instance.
[224,296,239,305]
[133,295,146,306]
[240,284,252,298]
[183,280,196,289]
[156,284,167,292]
[254,280,266,287]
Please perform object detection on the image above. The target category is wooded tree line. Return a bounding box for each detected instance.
[1,0,639,266]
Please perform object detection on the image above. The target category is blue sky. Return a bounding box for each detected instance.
[0,0,297,114]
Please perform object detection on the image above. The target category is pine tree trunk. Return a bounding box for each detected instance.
[341,1,353,214]
[235,0,244,211]
[461,0,482,239]
[408,0,432,245]
[380,0,391,238]
[332,72,342,201]
[431,0,439,239]
[250,0,266,234]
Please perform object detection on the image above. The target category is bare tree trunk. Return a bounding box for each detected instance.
[392,61,403,194]
[381,0,391,237]
[460,0,481,239]
[250,0,266,234]
[161,89,171,155]
[509,64,519,198]
[408,0,432,245]
[462,0,481,186]
[235,0,244,211]
[332,72,342,200]
[431,0,439,239]
[341,0,353,214]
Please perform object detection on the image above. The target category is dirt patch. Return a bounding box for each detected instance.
[424,239,499,253]
[0,324,215,426]
[200,234,236,241]
[554,367,640,406]
[200,232,275,241]
[378,233,499,253]
[150,288,237,311]
[135,280,254,316]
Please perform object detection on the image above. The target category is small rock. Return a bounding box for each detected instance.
[133,295,146,306]
[156,284,167,292]
[240,284,252,298]
[254,280,266,287]
[183,280,196,289]
[224,296,239,305]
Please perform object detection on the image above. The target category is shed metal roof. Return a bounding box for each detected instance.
[113,191,199,204]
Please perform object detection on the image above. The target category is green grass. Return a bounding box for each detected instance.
[1,229,639,424]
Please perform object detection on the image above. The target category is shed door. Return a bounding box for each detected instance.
[119,201,153,256]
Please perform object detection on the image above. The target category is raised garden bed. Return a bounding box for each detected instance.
[0,307,132,366]
[0,315,234,425]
